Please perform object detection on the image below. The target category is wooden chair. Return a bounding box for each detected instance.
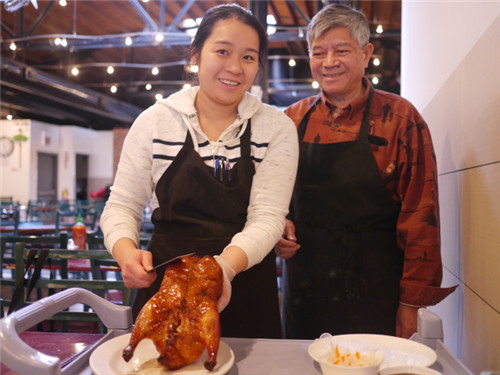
[8,243,135,332]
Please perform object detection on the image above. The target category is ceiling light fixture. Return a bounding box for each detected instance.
[107,65,114,74]
[288,59,296,67]
[71,67,79,76]
[59,0,67,6]
[145,83,152,90]
[110,85,117,93]
[125,36,133,46]
[152,67,159,75]
[373,57,381,66]
[9,42,16,51]
[371,76,380,85]
[155,93,163,101]
[312,81,320,89]
[376,24,384,34]
[6,114,13,120]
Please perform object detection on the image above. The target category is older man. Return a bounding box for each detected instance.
[277,4,456,339]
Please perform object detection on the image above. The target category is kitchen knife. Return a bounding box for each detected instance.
[147,252,196,273]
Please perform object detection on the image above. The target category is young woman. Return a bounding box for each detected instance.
[100,4,298,338]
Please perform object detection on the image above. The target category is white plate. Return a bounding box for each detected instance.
[89,333,234,374]
[308,334,437,371]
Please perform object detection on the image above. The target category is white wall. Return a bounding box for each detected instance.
[0,119,113,204]
[402,1,500,373]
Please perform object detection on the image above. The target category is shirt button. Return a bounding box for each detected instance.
[334,122,340,128]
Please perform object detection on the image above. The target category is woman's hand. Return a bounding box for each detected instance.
[112,238,157,289]
[276,219,301,259]
[213,255,236,312]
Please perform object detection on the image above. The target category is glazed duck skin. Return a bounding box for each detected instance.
[122,255,223,371]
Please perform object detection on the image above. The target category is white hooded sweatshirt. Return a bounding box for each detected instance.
[100,87,298,269]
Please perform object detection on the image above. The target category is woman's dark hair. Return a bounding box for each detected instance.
[189,3,268,66]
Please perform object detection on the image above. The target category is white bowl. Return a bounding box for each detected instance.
[308,334,384,375]
[379,365,441,375]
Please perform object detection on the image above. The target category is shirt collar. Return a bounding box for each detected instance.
[320,76,371,115]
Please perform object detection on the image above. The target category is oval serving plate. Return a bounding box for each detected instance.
[90,333,234,375]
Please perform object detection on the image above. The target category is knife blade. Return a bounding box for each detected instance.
[147,252,196,273]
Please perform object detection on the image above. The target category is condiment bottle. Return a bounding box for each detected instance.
[72,213,87,250]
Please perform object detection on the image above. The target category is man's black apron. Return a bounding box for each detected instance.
[282,87,404,339]
[133,120,281,339]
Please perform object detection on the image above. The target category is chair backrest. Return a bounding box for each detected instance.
[1,204,20,235]
[1,233,68,275]
[26,200,59,223]
[87,231,150,250]
[0,233,69,317]
[55,209,98,235]
[9,244,133,326]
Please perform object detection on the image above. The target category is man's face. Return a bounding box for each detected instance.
[309,27,373,105]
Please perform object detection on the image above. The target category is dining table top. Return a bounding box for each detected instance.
[0,331,321,375]
[0,330,475,375]
[0,222,73,235]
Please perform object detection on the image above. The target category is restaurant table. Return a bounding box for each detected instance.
[0,289,477,375]
[0,222,73,235]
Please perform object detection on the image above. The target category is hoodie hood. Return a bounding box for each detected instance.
[159,86,262,121]
[157,86,263,150]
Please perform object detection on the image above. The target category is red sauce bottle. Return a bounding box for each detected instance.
[72,213,87,250]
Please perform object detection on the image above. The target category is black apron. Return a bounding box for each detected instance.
[282,87,403,339]
[134,120,281,339]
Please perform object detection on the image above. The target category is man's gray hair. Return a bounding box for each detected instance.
[307,4,371,49]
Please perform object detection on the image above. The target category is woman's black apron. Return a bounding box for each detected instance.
[282,87,404,339]
[134,120,282,339]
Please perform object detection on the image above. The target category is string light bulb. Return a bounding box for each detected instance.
[145,83,152,90]
[288,59,296,67]
[59,0,67,6]
[312,81,320,89]
[373,57,381,66]
[110,85,117,93]
[71,67,79,76]
[125,36,133,46]
[107,65,114,74]
[152,67,159,75]
[155,93,163,101]
[9,42,16,51]
[376,24,384,34]
[187,65,199,73]
[155,33,164,43]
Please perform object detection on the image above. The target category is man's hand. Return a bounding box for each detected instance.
[276,219,301,259]
[396,303,419,338]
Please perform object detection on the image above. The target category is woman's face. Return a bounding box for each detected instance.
[194,18,260,110]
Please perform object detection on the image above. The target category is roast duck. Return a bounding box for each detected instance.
[122,254,223,371]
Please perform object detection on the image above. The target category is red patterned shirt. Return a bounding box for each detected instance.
[285,77,456,306]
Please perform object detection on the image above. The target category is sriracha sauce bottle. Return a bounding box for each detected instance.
[72,213,87,250]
